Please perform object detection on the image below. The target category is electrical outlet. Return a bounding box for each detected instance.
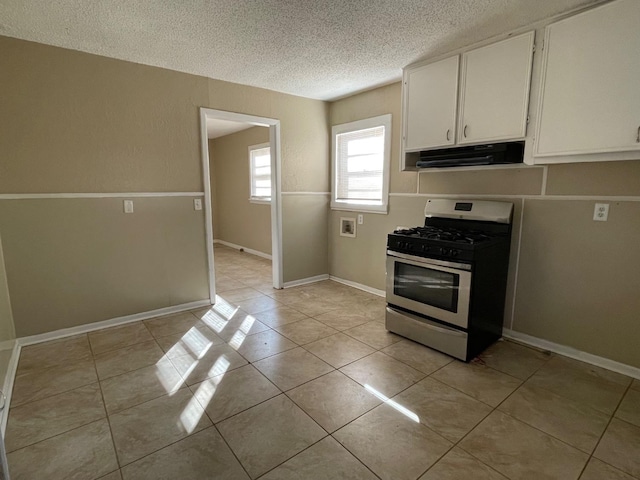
[123,200,134,214]
[194,198,202,211]
[357,214,364,225]
[593,203,609,221]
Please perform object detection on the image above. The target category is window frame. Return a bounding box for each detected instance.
[331,114,392,214]
[248,142,272,205]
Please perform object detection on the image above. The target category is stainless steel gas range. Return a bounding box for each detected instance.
[385,199,513,362]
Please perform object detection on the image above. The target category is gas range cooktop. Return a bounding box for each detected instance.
[387,199,514,263]
[392,226,497,245]
[387,229,496,262]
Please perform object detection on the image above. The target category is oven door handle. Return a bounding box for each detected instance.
[386,250,472,271]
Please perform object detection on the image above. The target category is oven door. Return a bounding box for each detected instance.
[386,250,472,329]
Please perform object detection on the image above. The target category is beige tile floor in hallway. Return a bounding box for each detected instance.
[5,244,640,479]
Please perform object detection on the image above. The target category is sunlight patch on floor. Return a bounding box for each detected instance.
[365,384,420,423]
[155,361,184,395]
[163,327,214,359]
[179,357,230,433]
[227,316,255,350]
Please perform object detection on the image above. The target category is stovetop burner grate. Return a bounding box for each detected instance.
[393,226,496,245]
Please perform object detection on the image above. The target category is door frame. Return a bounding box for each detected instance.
[199,107,283,302]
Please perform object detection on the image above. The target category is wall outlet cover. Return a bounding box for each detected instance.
[194,198,203,210]
[340,217,356,237]
[593,203,609,221]
[123,200,134,213]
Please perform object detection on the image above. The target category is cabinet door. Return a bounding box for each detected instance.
[404,56,459,151]
[535,0,640,156]
[458,32,534,145]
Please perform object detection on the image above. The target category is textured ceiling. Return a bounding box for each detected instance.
[0,0,602,101]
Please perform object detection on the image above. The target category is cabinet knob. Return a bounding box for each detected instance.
[446,129,451,141]
[463,125,468,138]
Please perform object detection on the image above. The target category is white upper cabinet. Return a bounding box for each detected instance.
[458,32,535,145]
[402,32,535,163]
[404,56,459,151]
[534,0,640,157]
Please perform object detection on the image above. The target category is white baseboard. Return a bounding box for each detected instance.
[213,239,272,260]
[503,328,640,380]
[329,276,385,297]
[1,341,20,436]
[18,299,211,347]
[283,274,330,288]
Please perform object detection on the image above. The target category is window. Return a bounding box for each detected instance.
[249,143,271,203]
[331,114,391,213]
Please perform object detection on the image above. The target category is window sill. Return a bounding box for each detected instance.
[249,198,271,205]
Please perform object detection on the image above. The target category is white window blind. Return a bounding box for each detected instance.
[336,126,385,202]
[331,114,391,213]
[249,144,271,201]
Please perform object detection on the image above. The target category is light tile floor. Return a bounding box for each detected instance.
[5,245,640,479]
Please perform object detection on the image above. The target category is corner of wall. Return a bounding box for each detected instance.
[0,235,16,343]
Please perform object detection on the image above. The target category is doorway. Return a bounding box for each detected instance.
[199,108,283,302]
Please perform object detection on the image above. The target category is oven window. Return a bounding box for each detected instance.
[394,263,459,312]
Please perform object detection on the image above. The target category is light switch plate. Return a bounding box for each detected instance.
[123,200,134,213]
[593,203,609,221]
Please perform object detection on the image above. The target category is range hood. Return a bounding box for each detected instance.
[416,142,524,168]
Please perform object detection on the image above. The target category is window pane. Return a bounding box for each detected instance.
[250,145,271,199]
[347,154,383,173]
[336,125,385,202]
[347,136,384,156]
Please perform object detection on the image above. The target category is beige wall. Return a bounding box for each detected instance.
[0,235,16,342]
[206,79,331,283]
[0,35,329,337]
[0,198,209,337]
[210,127,271,255]
[283,194,330,281]
[329,81,640,368]
[0,37,207,194]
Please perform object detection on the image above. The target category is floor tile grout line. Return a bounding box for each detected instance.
[210,423,254,480]
[93,356,125,470]
[99,381,190,418]
[584,381,636,478]
[425,363,609,457]
[423,372,500,410]
[115,424,217,472]
[510,366,628,418]
[251,434,333,479]
[281,373,383,433]
[5,386,107,454]
[454,444,513,479]
[497,404,599,456]
[326,432,384,480]
[5,417,109,458]
[8,373,98,411]
[201,366,285,426]
[491,377,618,455]
[104,386,218,469]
